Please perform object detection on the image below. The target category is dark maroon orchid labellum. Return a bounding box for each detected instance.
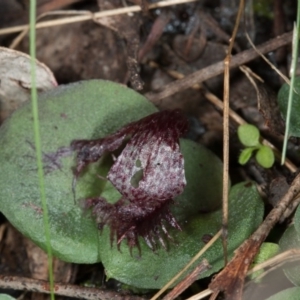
[71,109,189,251]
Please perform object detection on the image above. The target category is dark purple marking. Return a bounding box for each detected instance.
[26,141,72,174]
[72,110,189,251]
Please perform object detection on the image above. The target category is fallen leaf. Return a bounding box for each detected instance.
[0,47,57,121]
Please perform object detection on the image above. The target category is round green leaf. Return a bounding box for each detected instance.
[0,79,223,265]
[253,242,280,264]
[277,77,300,137]
[250,242,279,281]
[279,225,300,286]
[255,145,275,168]
[0,295,16,300]
[238,147,255,165]
[237,124,260,147]
[99,181,264,289]
[174,139,224,216]
[293,202,300,236]
[265,287,300,300]
[0,80,157,263]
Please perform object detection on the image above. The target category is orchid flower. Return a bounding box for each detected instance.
[71,109,189,251]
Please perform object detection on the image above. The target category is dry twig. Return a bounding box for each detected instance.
[184,249,300,300]
[150,230,222,300]
[247,249,300,281]
[221,0,245,267]
[0,0,199,35]
[162,260,211,300]
[153,65,297,173]
[146,31,293,103]
[209,173,300,299]
[0,275,146,300]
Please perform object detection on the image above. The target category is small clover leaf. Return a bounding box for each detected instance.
[237,124,275,169]
[255,145,275,169]
[238,124,260,147]
[238,147,255,165]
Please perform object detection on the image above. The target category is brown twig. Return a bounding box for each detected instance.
[185,289,213,300]
[146,31,293,104]
[247,249,300,282]
[150,230,222,300]
[221,0,245,267]
[183,249,300,300]
[153,65,297,174]
[0,275,146,300]
[198,10,240,52]
[245,32,290,85]
[0,0,199,35]
[37,0,84,13]
[9,10,91,49]
[138,11,171,61]
[204,87,297,172]
[209,172,300,299]
[162,260,211,300]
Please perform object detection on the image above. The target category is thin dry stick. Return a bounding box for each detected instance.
[221,58,231,266]
[10,10,91,49]
[248,256,300,284]
[159,67,297,173]
[247,248,300,276]
[221,0,245,267]
[162,260,211,300]
[0,0,198,35]
[150,229,222,300]
[185,289,213,300]
[184,249,300,300]
[209,173,300,299]
[239,65,264,111]
[205,90,297,172]
[245,32,290,85]
[146,31,293,103]
[0,275,145,300]
[239,65,264,83]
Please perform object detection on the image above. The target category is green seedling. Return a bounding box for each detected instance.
[238,124,275,169]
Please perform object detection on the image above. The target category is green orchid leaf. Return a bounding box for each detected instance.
[0,80,264,290]
[284,205,300,287]
[293,201,300,236]
[265,287,300,300]
[0,80,157,263]
[0,80,224,265]
[279,225,300,286]
[99,181,264,289]
[0,295,17,300]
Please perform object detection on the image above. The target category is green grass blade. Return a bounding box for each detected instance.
[29,1,55,298]
[281,2,300,164]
